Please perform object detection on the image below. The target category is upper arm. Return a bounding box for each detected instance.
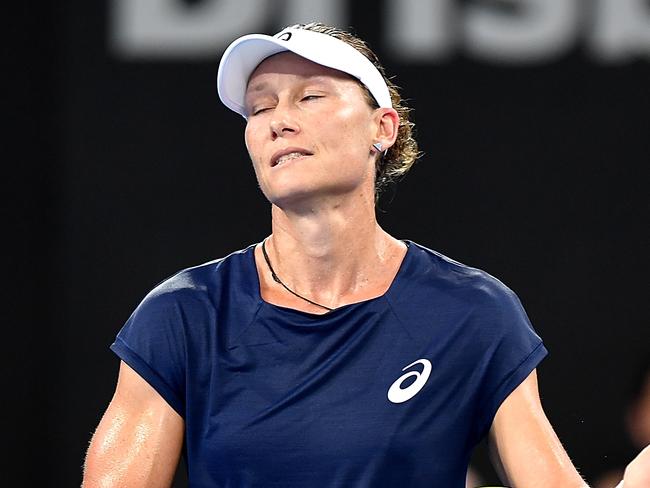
[82,361,185,488]
[488,369,588,488]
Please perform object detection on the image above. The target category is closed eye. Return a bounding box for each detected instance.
[301,95,323,102]
[251,106,273,116]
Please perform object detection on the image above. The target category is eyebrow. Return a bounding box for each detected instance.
[246,75,339,95]
[246,80,270,94]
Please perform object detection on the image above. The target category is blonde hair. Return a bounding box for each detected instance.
[288,22,420,196]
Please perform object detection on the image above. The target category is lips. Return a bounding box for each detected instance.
[270,147,313,167]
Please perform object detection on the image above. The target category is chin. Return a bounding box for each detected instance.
[266,188,322,211]
[268,184,367,213]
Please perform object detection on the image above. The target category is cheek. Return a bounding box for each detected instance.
[244,126,264,169]
[243,131,271,194]
[321,108,372,157]
[244,125,256,158]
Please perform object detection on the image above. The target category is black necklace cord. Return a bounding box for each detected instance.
[261,238,334,312]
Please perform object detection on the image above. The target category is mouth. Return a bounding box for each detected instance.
[271,148,314,168]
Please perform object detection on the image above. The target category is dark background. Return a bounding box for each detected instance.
[7,0,649,486]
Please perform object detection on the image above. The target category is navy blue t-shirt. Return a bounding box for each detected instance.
[111,241,547,487]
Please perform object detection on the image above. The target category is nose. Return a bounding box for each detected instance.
[269,103,299,140]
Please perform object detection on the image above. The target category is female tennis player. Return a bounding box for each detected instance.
[82,23,632,487]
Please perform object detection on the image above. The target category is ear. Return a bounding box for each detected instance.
[372,107,400,151]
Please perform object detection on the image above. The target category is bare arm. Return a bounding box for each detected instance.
[82,361,184,488]
[488,369,588,488]
[619,444,650,488]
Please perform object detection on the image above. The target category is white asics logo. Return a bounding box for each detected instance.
[387,359,432,404]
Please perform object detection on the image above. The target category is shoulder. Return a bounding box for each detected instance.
[389,240,539,345]
[131,243,259,318]
[146,244,256,300]
[117,243,262,352]
[403,240,520,310]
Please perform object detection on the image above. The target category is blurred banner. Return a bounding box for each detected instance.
[109,0,650,63]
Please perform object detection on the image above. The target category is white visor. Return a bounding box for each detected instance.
[217,27,392,118]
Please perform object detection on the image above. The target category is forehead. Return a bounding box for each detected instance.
[246,51,358,92]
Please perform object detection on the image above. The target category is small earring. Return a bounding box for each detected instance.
[372,142,383,152]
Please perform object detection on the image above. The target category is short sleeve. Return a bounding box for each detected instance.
[471,284,548,440]
[110,285,188,417]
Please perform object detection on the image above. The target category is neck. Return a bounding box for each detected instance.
[262,195,403,309]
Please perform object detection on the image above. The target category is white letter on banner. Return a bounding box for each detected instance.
[463,0,581,63]
[590,0,650,62]
[282,0,346,28]
[110,0,268,59]
[384,0,455,61]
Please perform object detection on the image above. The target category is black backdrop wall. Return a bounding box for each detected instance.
[8,1,649,486]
